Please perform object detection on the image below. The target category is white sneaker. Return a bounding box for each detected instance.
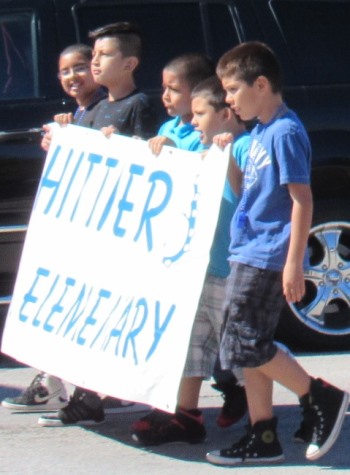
[1,372,68,412]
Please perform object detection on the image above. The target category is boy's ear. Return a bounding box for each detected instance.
[124,56,139,72]
[255,75,269,92]
[222,106,233,122]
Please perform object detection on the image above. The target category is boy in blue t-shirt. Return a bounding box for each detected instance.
[147,53,215,155]
[206,42,349,466]
[131,75,250,446]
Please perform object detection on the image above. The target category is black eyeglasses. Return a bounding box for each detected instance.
[58,64,90,79]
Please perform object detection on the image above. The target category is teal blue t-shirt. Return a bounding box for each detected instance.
[158,116,205,152]
[208,131,250,278]
[160,115,250,278]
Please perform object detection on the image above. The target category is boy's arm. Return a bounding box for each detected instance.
[283,183,313,304]
[227,157,243,196]
[148,135,175,155]
[213,133,243,195]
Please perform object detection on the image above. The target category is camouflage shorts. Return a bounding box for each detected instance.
[220,261,285,369]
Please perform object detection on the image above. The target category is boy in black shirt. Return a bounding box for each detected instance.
[38,23,157,427]
[88,21,156,138]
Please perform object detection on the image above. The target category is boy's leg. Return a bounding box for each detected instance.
[131,275,224,446]
[211,280,247,427]
[274,341,314,443]
[211,366,247,428]
[257,347,310,398]
[243,367,273,424]
[212,354,235,383]
[208,263,348,464]
[243,347,311,427]
[177,376,203,409]
[208,263,292,465]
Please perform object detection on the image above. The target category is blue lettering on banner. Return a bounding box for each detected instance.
[19,267,176,365]
[35,145,177,257]
[162,179,199,265]
[134,170,172,251]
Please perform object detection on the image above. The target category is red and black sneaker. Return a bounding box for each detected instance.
[131,407,206,446]
[212,378,248,428]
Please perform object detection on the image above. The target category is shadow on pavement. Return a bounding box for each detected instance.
[0,383,22,400]
[85,405,350,468]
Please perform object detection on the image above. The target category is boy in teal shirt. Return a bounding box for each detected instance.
[131,75,250,445]
[148,53,215,155]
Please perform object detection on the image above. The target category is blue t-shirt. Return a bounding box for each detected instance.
[158,116,204,152]
[229,106,311,271]
[208,131,250,278]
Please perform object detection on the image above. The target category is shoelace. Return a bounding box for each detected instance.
[228,427,252,453]
[25,373,46,396]
[300,404,317,436]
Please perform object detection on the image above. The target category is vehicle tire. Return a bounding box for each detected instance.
[276,199,350,352]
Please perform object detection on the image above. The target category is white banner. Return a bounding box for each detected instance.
[1,124,229,412]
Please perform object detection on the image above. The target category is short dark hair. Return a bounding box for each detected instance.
[216,41,282,93]
[192,75,252,128]
[89,22,142,59]
[59,44,93,62]
[191,75,228,112]
[164,53,215,91]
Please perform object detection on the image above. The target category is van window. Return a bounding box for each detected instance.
[206,3,240,60]
[271,0,350,85]
[0,13,37,100]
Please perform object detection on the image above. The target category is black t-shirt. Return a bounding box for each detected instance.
[88,89,157,139]
[73,87,108,127]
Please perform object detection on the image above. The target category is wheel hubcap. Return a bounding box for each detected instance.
[289,221,350,336]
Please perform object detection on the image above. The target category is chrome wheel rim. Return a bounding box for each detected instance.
[289,221,350,336]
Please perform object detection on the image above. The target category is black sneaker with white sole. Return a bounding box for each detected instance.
[38,388,105,427]
[294,396,316,443]
[305,378,349,460]
[206,417,285,466]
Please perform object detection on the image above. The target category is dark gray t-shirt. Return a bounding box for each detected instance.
[88,89,156,139]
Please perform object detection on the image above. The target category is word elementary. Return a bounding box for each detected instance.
[19,267,176,365]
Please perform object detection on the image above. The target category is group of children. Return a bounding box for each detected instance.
[1,21,349,466]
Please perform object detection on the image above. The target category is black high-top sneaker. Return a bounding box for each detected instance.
[206,417,284,466]
[294,393,316,443]
[305,378,349,461]
[38,388,105,427]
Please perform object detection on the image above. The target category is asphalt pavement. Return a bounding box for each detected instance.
[1,353,350,474]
